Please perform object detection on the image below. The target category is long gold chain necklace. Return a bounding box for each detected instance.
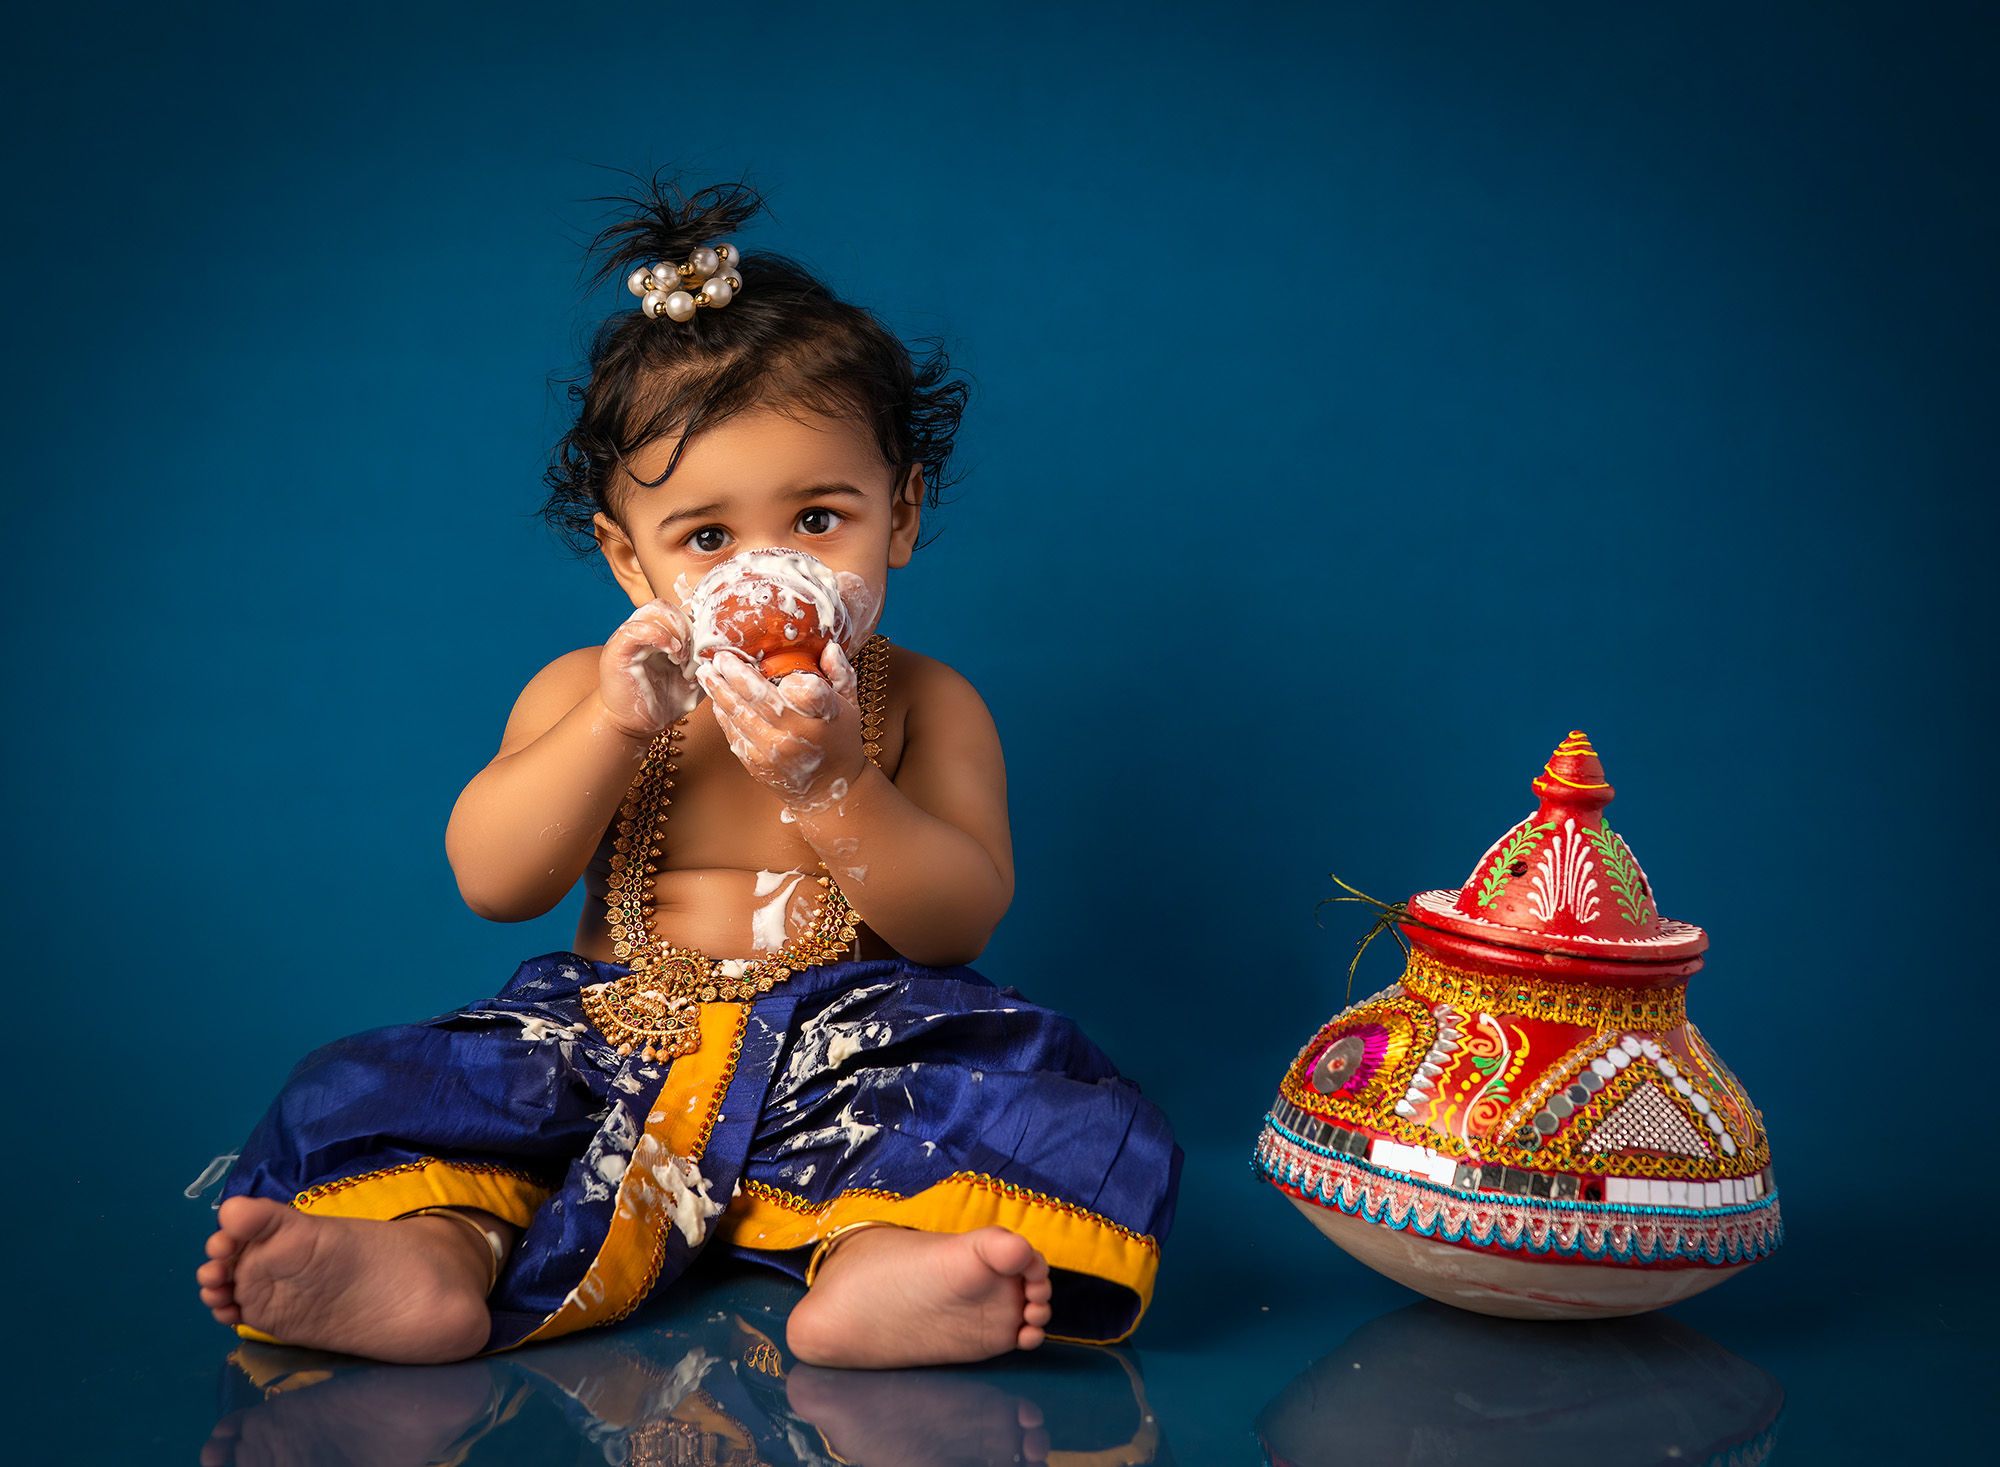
[583,635,890,1062]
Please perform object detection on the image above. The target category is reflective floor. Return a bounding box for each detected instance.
[196,1274,1783,1467]
[17,1142,1983,1463]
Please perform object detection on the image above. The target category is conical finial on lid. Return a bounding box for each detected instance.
[1533,730,1614,810]
[1406,732,1707,961]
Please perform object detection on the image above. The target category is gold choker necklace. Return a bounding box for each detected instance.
[583,635,890,1062]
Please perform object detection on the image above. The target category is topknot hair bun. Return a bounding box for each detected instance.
[542,171,969,559]
[586,178,765,297]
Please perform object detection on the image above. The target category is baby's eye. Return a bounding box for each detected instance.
[687,525,731,554]
[796,507,842,536]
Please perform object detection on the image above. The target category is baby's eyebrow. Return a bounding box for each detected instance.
[654,500,727,530]
[784,482,869,500]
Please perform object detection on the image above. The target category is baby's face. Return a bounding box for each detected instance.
[598,406,920,619]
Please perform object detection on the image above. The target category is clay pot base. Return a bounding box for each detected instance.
[1288,1196,1747,1320]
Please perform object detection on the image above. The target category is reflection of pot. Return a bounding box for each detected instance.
[1255,733,1780,1318]
[1255,1302,1782,1467]
[689,548,850,680]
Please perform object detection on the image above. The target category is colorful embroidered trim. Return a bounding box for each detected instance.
[1400,947,1688,1030]
[732,1172,1162,1252]
[1254,1123,1781,1267]
[717,1173,1161,1343]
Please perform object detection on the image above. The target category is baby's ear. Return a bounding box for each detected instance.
[887,467,924,569]
[594,513,658,607]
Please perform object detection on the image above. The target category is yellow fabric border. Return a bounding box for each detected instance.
[289,1158,551,1227]
[714,1173,1161,1343]
[516,1001,749,1347]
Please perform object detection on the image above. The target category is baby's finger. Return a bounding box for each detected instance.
[819,641,859,706]
[709,651,791,718]
[776,670,841,720]
[703,673,791,759]
[709,696,826,795]
[611,599,690,659]
[707,699,766,767]
[695,658,763,723]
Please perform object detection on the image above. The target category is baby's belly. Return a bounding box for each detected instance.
[573,866,845,966]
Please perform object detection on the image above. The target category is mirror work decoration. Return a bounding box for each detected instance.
[1254,732,1779,1317]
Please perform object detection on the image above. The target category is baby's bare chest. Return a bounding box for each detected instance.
[575,702,904,961]
[586,700,905,880]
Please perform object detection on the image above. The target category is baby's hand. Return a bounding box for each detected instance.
[697,641,864,810]
[600,599,702,738]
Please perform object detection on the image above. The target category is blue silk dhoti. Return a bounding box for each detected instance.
[224,953,1181,1352]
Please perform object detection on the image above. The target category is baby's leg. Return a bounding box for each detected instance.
[196,1197,508,1364]
[785,1225,1053,1369]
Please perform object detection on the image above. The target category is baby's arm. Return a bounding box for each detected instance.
[445,601,699,920]
[699,647,1013,966]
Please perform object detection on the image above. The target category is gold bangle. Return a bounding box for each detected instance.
[400,1207,506,1295]
[802,1220,908,1287]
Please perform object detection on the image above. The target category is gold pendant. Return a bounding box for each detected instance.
[582,952,711,1062]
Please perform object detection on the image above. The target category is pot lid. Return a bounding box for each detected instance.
[1407,731,1708,961]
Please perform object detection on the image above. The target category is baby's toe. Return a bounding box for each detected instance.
[198,1281,235,1309]
[970,1226,1037,1278]
[1024,1298,1052,1329]
[1017,1322,1047,1351]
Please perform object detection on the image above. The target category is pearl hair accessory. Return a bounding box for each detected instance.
[625,243,744,322]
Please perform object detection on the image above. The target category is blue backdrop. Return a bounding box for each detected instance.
[3,2,1992,1459]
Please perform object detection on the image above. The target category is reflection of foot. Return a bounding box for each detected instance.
[786,1226,1052,1368]
[200,1359,498,1467]
[787,1364,1051,1467]
[196,1197,492,1364]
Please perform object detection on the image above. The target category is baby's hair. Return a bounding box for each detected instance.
[543,175,969,556]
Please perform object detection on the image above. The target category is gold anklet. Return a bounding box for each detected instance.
[399,1207,506,1295]
[803,1219,909,1287]
[585,635,890,1063]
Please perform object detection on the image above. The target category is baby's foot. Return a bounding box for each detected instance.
[785,1225,1053,1368]
[196,1196,493,1364]
[787,1364,1051,1465]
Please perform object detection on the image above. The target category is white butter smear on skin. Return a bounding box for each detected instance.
[751,869,808,952]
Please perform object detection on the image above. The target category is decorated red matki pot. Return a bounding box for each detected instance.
[1253,733,1779,1318]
